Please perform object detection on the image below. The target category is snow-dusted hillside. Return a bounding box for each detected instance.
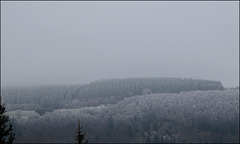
[10,90,239,143]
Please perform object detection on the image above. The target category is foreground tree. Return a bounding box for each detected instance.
[0,103,15,144]
[75,120,88,144]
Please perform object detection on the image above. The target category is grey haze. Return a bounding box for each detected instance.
[1,2,239,87]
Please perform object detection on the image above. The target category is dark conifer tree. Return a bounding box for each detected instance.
[75,120,88,144]
[0,103,15,144]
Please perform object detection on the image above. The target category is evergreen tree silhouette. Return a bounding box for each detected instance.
[75,120,88,144]
[0,103,15,144]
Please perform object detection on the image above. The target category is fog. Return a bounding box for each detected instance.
[1,2,239,87]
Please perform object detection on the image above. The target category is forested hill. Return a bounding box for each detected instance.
[2,77,238,143]
[2,77,224,111]
[9,90,239,143]
[73,77,224,98]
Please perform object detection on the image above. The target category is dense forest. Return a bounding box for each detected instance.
[2,77,224,111]
[1,77,238,143]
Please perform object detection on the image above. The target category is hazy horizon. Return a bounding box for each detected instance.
[1,2,239,88]
[1,76,230,89]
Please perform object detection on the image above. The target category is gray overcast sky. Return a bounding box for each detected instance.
[1,2,239,87]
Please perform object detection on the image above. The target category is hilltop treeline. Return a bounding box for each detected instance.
[2,77,224,111]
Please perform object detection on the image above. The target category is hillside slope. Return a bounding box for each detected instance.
[2,77,224,111]
[10,90,239,143]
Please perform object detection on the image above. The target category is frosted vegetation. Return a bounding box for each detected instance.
[2,77,224,111]
[1,77,239,143]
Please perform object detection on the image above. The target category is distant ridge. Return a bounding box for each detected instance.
[71,77,224,99]
[2,77,224,111]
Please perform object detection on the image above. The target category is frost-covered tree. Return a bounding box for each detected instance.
[142,88,152,95]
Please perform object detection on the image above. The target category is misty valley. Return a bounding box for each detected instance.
[1,77,239,143]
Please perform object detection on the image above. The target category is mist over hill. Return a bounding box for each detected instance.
[2,77,238,143]
[2,2,238,143]
[2,77,224,111]
[7,89,239,143]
